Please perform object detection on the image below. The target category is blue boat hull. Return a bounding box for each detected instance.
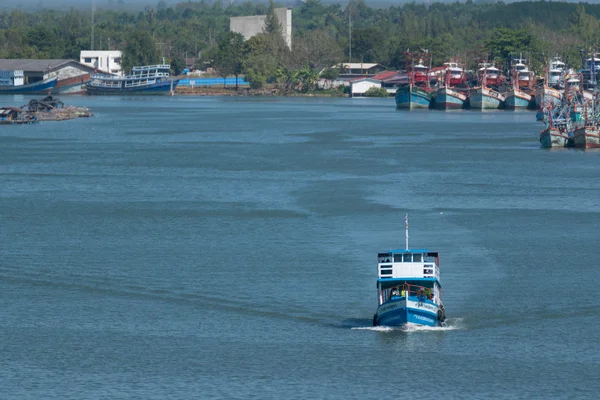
[0,77,57,94]
[86,79,179,95]
[375,297,442,327]
[432,88,466,110]
[396,86,431,109]
[505,91,532,110]
[469,87,504,110]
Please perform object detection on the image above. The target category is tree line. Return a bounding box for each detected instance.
[2,0,600,91]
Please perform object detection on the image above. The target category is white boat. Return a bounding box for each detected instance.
[373,215,446,327]
[87,63,179,95]
[548,56,566,88]
[512,57,533,89]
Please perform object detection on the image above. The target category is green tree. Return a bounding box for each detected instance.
[121,30,160,72]
[263,0,282,36]
[213,31,246,89]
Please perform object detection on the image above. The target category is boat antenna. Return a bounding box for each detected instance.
[405,214,409,250]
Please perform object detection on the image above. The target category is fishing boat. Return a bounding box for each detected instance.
[0,75,57,95]
[573,125,600,148]
[86,63,179,95]
[372,215,446,328]
[573,96,600,148]
[395,84,433,109]
[547,56,566,88]
[432,86,466,110]
[511,56,533,90]
[444,61,466,87]
[539,120,574,148]
[432,66,466,110]
[505,71,532,110]
[534,85,562,109]
[538,90,579,148]
[580,52,600,90]
[476,63,502,88]
[396,52,434,109]
[469,83,505,110]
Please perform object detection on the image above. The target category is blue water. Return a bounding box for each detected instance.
[1,96,599,399]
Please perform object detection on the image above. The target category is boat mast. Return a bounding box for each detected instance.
[405,214,409,250]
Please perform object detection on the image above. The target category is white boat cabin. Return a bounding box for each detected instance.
[376,249,441,306]
[0,70,24,87]
[377,249,440,281]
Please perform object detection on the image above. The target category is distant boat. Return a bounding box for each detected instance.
[540,123,574,148]
[432,86,466,110]
[86,63,179,95]
[469,86,505,110]
[573,125,600,148]
[505,87,532,110]
[396,52,434,109]
[547,56,566,88]
[372,215,446,328]
[395,83,432,109]
[444,61,466,87]
[432,65,466,110]
[511,56,534,90]
[534,85,562,109]
[476,63,502,87]
[580,52,600,90]
[0,76,57,95]
[505,70,532,110]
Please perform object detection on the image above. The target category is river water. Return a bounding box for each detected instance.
[1,95,599,399]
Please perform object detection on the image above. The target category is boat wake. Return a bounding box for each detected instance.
[352,318,465,332]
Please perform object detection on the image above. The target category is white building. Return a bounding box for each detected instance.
[80,50,123,75]
[230,8,292,49]
[0,70,24,86]
[350,78,382,97]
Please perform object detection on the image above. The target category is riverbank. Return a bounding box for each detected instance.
[174,86,346,97]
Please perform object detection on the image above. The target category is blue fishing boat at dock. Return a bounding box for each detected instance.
[0,75,57,95]
[86,63,179,95]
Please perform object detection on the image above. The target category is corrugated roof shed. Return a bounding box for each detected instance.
[372,70,398,80]
[0,59,95,73]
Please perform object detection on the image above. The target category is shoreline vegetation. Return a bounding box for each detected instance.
[3,1,600,95]
[174,85,346,97]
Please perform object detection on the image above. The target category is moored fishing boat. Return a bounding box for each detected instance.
[373,215,446,328]
[505,87,532,110]
[505,70,532,110]
[469,86,505,110]
[86,63,179,95]
[444,61,466,87]
[432,86,466,110]
[547,56,566,88]
[0,75,57,95]
[395,83,433,109]
[396,51,434,110]
[432,67,466,109]
[534,85,562,109]
[539,123,573,148]
[511,56,533,90]
[477,63,502,88]
[573,125,600,148]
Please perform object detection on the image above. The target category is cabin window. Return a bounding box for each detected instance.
[403,254,412,262]
[393,254,402,262]
[413,253,422,262]
[84,58,92,63]
[380,265,392,276]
